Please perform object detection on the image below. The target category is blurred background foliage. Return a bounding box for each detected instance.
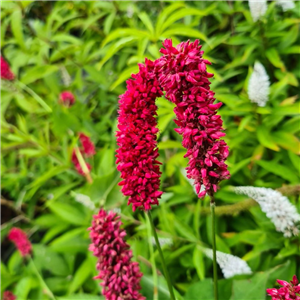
[1,1,300,299]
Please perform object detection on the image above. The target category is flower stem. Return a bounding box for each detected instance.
[74,146,93,183]
[145,212,158,300]
[210,198,218,300]
[148,211,176,300]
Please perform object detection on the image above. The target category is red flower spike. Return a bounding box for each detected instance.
[155,39,230,198]
[59,91,75,106]
[267,275,300,300]
[8,228,32,257]
[89,209,145,300]
[116,39,230,211]
[3,291,17,300]
[79,133,96,156]
[116,59,163,211]
[1,57,15,80]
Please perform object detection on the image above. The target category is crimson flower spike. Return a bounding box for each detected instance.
[116,39,230,211]
[156,39,230,198]
[8,227,32,257]
[89,209,145,300]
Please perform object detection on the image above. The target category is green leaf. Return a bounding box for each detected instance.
[33,245,70,276]
[48,202,88,226]
[193,247,205,280]
[158,140,183,149]
[21,65,59,85]
[103,11,116,35]
[256,125,280,151]
[174,218,197,242]
[11,9,26,50]
[230,272,269,300]
[110,65,139,91]
[228,158,251,176]
[272,104,300,115]
[50,228,89,254]
[272,131,300,154]
[14,277,32,300]
[101,29,148,47]
[184,279,214,300]
[68,259,91,294]
[160,6,216,33]
[256,160,299,183]
[266,48,285,70]
[138,12,154,34]
[161,27,208,44]
[97,37,138,70]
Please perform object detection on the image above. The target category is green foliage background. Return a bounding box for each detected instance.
[1,1,300,299]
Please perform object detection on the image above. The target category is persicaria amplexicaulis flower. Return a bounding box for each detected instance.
[156,39,230,198]
[79,133,96,156]
[59,91,75,106]
[116,59,163,211]
[89,209,145,300]
[72,133,95,175]
[3,291,17,300]
[267,275,300,300]
[116,39,230,211]
[8,227,32,257]
[1,56,15,80]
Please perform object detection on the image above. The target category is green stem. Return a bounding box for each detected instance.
[148,211,176,300]
[210,199,218,300]
[145,212,158,300]
[74,146,93,183]
[29,258,56,300]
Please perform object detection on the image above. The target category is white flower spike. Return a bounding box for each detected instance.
[248,62,270,107]
[235,186,300,237]
[248,0,267,22]
[275,0,295,11]
[203,248,252,279]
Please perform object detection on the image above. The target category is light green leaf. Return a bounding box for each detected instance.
[158,140,183,149]
[193,247,205,280]
[101,28,149,47]
[230,272,268,300]
[256,125,280,151]
[138,12,154,34]
[68,259,91,294]
[21,65,59,85]
[256,160,299,183]
[184,279,214,300]
[266,48,285,70]
[48,202,88,226]
[11,9,26,50]
[97,37,138,70]
[161,27,208,44]
[272,131,300,154]
[110,65,139,91]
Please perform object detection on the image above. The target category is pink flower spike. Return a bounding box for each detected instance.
[267,275,300,300]
[59,91,75,106]
[156,39,230,197]
[0,57,15,80]
[89,209,145,300]
[116,59,163,211]
[8,228,32,257]
[79,133,96,156]
[3,291,17,300]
